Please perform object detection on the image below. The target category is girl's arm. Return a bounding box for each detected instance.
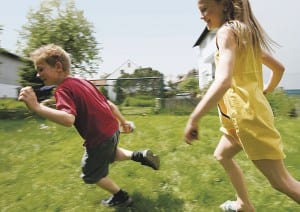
[184,27,236,143]
[261,51,285,93]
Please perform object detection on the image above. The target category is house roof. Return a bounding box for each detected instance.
[0,48,21,60]
[105,59,140,79]
[193,27,209,47]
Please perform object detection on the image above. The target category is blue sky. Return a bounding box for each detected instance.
[1,0,299,89]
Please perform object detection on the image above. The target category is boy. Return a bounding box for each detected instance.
[18,44,160,207]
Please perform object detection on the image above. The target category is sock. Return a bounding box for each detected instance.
[131,151,143,162]
[114,189,127,200]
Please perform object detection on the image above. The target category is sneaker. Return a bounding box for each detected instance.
[101,192,133,207]
[140,149,160,170]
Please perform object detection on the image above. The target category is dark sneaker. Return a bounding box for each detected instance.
[141,149,160,170]
[101,192,133,207]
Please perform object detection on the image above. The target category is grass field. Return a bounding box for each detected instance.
[1,114,299,211]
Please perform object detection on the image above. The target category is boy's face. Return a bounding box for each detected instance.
[36,61,61,86]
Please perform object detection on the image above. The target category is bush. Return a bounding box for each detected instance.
[122,95,155,107]
[265,90,299,117]
[0,98,31,119]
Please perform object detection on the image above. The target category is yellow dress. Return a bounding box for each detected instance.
[216,41,285,160]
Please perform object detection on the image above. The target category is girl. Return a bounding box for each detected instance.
[184,0,300,211]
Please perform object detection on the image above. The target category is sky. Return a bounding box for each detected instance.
[0,0,299,89]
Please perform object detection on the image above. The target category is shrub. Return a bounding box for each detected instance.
[122,95,155,107]
[266,90,299,117]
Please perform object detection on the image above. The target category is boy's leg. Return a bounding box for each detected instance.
[81,132,132,207]
[252,159,300,204]
[96,177,133,207]
[96,176,120,194]
[115,147,160,170]
[214,134,255,211]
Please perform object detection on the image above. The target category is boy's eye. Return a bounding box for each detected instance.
[37,67,43,72]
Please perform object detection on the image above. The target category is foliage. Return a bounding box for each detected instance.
[177,76,199,96]
[122,95,155,107]
[18,0,101,86]
[115,67,164,103]
[266,89,299,117]
[19,59,44,87]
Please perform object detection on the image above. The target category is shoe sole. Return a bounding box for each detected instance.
[143,150,160,170]
[117,197,134,208]
[102,197,133,208]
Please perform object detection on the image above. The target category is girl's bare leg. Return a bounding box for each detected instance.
[214,134,255,211]
[253,159,300,204]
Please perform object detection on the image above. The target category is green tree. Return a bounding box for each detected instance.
[115,67,164,103]
[178,76,199,96]
[18,0,101,86]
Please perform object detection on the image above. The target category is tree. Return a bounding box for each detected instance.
[18,0,101,86]
[115,67,164,103]
[177,68,199,96]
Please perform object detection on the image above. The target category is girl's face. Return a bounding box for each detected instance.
[198,0,225,30]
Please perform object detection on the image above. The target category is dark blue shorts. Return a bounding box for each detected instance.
[81,131,120,184]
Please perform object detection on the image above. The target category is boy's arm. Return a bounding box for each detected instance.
[18,86,75,127]
[107,100,134,133]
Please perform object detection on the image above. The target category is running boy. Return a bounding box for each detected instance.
[18,44,160,208]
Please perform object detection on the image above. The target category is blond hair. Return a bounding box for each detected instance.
[219,0,277,52]
[30,44,71,72]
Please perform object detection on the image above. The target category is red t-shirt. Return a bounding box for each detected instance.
[55,77,119,147]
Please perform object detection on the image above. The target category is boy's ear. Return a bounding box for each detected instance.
[55,61,63,71]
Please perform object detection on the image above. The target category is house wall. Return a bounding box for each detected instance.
[105,60,139,101]
[0,52,23,98]
[193,28,217,90]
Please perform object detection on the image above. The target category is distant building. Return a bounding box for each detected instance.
[193,27,217,90]
[90,59,140,101]
[0,49,23,98]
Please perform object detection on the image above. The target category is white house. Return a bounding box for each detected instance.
[0,49,23,98]
[103,59,140,101]
[193,27,217,90]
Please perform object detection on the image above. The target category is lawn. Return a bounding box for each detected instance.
[0,114,299,211]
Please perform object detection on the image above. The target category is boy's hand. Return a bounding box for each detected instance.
[18,86,40,112]
[120,121,135,133]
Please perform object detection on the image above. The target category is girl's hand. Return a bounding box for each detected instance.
[184,121,199,145]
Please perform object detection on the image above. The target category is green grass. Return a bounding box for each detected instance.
[0,115,299,211]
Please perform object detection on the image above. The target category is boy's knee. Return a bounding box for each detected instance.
[82,176,98,184]
[81,172,106,184]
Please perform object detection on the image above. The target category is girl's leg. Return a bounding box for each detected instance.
[214,134,255,211]
[252,159,300,204]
